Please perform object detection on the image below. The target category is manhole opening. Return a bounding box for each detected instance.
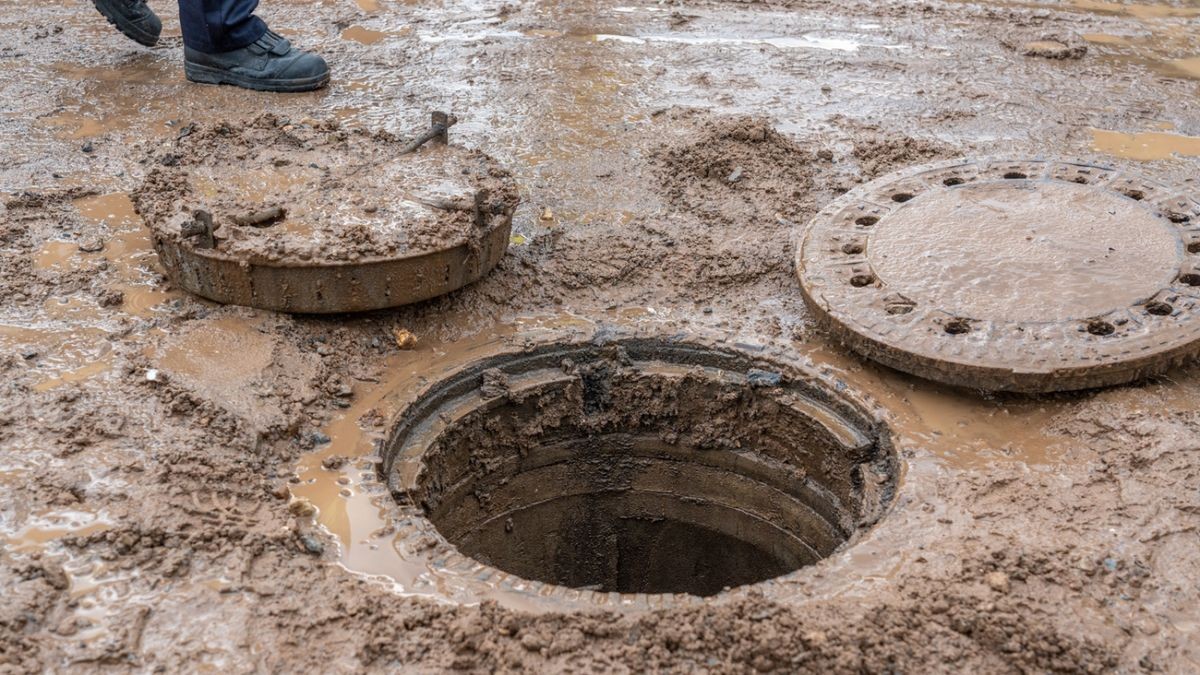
[384,339,897,598]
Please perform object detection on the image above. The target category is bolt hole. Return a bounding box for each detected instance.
[885,304,913,315]
[1121,189,1146,201]
[1086,320,1115,336]
[1003,172,1027,180]
[855,215,879,227]
[1180,273,1200,286]
[944,319,971,335]
[891,192,914,203]
[849,274,875,287]
[1187,242,1200,254]
[1168,212,1192,224]
[943,177,963,186]
[841,242,864,255]
[1145,301,1173,316]
[1072,176,1089,184]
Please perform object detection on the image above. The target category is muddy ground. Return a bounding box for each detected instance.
[2,0,1200,672]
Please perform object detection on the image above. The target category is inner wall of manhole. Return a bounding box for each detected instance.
[381,338,898,598]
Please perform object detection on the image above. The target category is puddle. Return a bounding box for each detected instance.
[341,25,390,44]
[1091,128,1200,160]
[5,508,113,552]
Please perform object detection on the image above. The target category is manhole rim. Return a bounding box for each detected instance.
[795,156,1200,393]
[372,328,900,610]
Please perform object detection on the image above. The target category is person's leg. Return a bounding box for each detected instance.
[178,0,330,92]
[177,0,266,53]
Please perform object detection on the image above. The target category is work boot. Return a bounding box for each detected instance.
[91,0,162,47]
[184,30,330,93]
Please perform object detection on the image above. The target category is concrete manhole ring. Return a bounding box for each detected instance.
[374,333,898,610]
[132,115,518,313]
[796,158,1200,392]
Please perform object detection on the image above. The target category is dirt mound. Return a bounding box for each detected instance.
[652,112,817,226]
[132,114,519,264]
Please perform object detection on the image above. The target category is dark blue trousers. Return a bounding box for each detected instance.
[178,0,267,53]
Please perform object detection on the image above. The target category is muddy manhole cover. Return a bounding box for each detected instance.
[379,335,896,602]
[132,114,519,313]
[797,158,1200,392]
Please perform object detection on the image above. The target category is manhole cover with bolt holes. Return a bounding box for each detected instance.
[796,158,1200,392]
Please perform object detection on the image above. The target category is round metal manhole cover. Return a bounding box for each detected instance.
[132,115,518,314]
[796,158,1200,392]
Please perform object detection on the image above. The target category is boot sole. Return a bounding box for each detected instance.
[184,62,330,93]
[91,0,159,47]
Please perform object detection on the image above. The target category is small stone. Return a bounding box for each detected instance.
[299,534,325,555]
[540,207,554,221]
[97,289,124,308]
[747,369,782,388]
[321,455,347,470]
[145,369,161,382]
[20,347,38,360]
[984,571,1010,593]
[362,205,378,214]
[817,148,834,161]
[393,328,418,350]
[81,141,94,154]
[310,431,331,445]
[270,483,290,500]
[77,236,105,253]
[288,499,317,517]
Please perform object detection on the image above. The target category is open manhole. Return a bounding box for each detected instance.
[381,336,896,599]
[132,114,518,313]
[797,158,1200,392]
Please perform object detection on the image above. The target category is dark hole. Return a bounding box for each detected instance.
[1072,176,1089,184]
[394,342,897,597]
[891,192,914,203]
[1145,301,1173,316]
[943,177,964,186]
[841,242,864,255]
[944,319,971,335]
[855,215,879,227]
[1180,273,1200,286]
[1087,320,1115,336]
[1187,242,1200,254]
[1121,189,1146,201]
[1003,172,1027,180]
[1168,212,1192,224]
[850,274,875,287]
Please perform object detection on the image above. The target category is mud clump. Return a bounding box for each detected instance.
[652,112,817,225]
[132,114,519,264]
[850,131,957,181]
[1002,33,1088,60]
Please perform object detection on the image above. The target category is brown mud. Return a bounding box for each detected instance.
[133,114,520,263]
[2,0,1200,672]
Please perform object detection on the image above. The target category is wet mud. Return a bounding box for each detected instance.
[3,0,1200,672]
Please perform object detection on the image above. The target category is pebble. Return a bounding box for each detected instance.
[984,571,1010,593]
[747,369,783,388]
[310,431,331,445]
[299,534,325,555]
[81,141,94,154]
[394,328,418,350]
[77,236,105,253]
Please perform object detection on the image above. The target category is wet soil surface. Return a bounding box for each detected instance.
[2,0,1200,672]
